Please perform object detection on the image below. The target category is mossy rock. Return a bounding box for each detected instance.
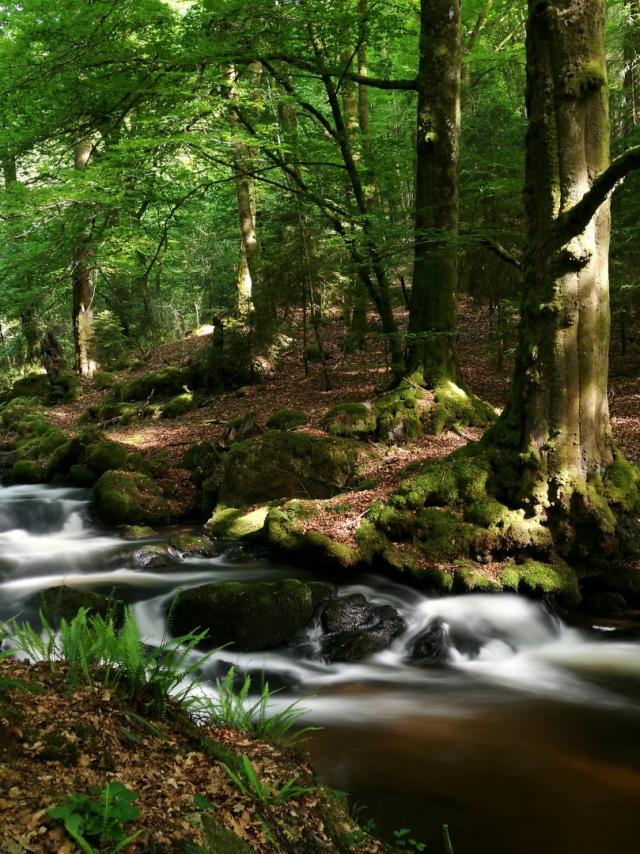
[182,441,222,477]
[169,532,217,557]
[266,501,361,569]
[205,506,269,540]
[84,440,149,476]
[47,371,81,404]
[78,401,140,427]
[36,586,126,627]
[266,408,309,431]
[93,470,171,526]
[321,402,377,438]
[200,816,252,853]
[9,458,43,484]
[0,397,44,430]
[120,524,158,540]
[499,560,581,607]
[219,430,376,507]
[132,544,179,569]
[45,438,83,481]
[453,565,502,593]
[160,392,196,419]
[114,366,196,402]
[9,373,50,401]
[373,381,431,444]
[429,379,497,435]
[168,578,334,650]
[92,371,118,390]
[68,464,97,488]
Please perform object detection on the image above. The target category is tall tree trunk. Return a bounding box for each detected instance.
[407,0,461,385]
[624,0,640,131]
[489,0,632,523]
[72,140,97,376]
[227,64,276,347]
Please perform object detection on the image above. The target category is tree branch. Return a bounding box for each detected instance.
[554,145,640,242]
[255,54,418,90]
[481,238,522,270]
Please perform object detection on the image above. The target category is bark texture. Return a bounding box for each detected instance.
[407,0,461,384]
[488,0,640,535]
[72,140,97,377]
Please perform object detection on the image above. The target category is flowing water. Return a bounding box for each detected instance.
[2,484,640,854]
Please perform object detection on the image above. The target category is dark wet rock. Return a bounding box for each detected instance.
[36,586,125,628]
[410,620,450,665]
[169,532,218,558]
[585,591,628,618]
[132,544,180,569]
[321,594,374,634]
[168,579,335,651]
[320,594,406,662]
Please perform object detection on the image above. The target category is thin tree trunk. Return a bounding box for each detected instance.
[624,0,640,131]
[407,0,461,385]
[72,140,97,376]
[227,64,276,347]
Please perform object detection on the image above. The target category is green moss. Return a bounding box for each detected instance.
[121,525,158,540]
[47,371,81,404]
[266,408,309,431]
[205,506,268,540]
[0,397,43,429]
[160,392,195,419]
[219,430,376,507]
[93,470,170,526]
[391,452,489,510]
[321,402,377,438]
[168,578,334,650]
[9,373,49,400]
[265,501,361,569]
[373,381,429,443]
[499,560,580,606]
[68,464,97,487]
[10,459,43,483]
[37,586,125,627]
[603,449,640,512]
[430,379,496,435]
[114,366,196,402]
[92,371,117,390]
[84,440,148,476]
[454,565,502,593]
[182,441,221,477]
[169,532,216,557]
[78,401,140,427]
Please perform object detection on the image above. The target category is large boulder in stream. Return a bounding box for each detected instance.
[93,470,171,526]
[320,594,406,662]
[168,579,335,651]
[36,586,126,628]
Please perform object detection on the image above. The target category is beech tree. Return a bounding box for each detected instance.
[480,0,640,556]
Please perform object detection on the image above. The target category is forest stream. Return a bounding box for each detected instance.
[2,484,640,854]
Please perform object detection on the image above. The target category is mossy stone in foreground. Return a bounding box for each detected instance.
[84,440,148,476]
[36,586,125,627]
[200,815,252,853]
[94,470,171,526]
[168,579,334,650]
[169,532,217,557]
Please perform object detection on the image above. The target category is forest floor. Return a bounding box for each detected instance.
[45,297,640,548]
[0,660,378,853]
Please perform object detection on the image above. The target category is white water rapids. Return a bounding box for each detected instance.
[2,483,640,854]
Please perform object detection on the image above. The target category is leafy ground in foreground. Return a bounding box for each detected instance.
[0,657,379,853]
